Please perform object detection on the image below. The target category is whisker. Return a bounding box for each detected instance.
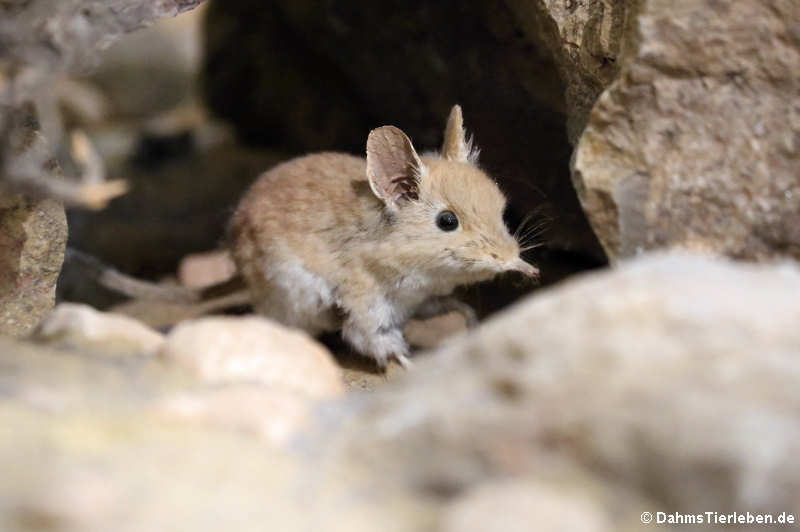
[518,218,548,239]
[519,242,544,254]
[513,211,538,240]
[517,218,550,248]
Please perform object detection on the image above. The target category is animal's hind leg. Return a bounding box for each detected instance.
[253,263,340,335]
[338,293,411,369]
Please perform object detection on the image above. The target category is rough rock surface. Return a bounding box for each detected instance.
[506,0,633,142]
[573,0,800,262]
[1,253,799,530]
[160,316,345,399]
[327,253,800,520]
[203,0,611,262]
[0,190,67,337]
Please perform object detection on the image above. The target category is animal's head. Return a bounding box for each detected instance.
[366,105,538,283]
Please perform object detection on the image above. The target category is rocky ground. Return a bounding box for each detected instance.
[1,0,799,531]
[4,253,800,531]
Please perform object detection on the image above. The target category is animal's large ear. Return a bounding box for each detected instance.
[441,104,478,163]
[366,126,426,210]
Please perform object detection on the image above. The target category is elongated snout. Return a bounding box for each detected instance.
[506,257,540,278]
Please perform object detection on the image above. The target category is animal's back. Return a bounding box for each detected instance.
[231,152,374,239]
[228,152,381,333]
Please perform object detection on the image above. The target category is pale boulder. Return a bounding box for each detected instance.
[156,384,313,446]
[160,316,344,399]
[177,249,237,289]
[329,253,800,522]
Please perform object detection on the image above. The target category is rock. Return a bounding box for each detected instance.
[573,0,800,262]
[0,336,433,532]
[155,384,313,446]
[160,316,344,399]
[505,0,632,143]
[4,253,800,530]
[87,4,208,119]
[177,249,236,288]
[202,0,609,262]
[326,253,800,522]
[0,0,208,212]
[33,302,165,356]
[0,190,67,337]
[0,0,205,74]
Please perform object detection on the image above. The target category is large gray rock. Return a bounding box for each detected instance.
[0,190,67,337]
[327,253,800,521]
[573,0,800,262]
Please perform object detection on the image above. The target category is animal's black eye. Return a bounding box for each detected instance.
[436,210,459,232]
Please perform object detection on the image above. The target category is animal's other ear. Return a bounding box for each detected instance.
[441,104,478,163]
[366,126,426,210]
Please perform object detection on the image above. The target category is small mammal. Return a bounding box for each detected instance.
[66,105,538,367]
[228,105,538,367]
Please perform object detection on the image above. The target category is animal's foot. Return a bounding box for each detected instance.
[342,320,411,371]
[372,349,413,371]
[391,352,413,369]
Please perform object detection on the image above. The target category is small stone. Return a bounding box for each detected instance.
[33,303,165,356]
[159,316,344,399]
[177,249,237,289]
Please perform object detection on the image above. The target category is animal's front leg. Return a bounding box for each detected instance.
[340,297,411,369]
[414,296,478,329]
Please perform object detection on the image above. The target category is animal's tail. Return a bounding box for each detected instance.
[65,247,199,303]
